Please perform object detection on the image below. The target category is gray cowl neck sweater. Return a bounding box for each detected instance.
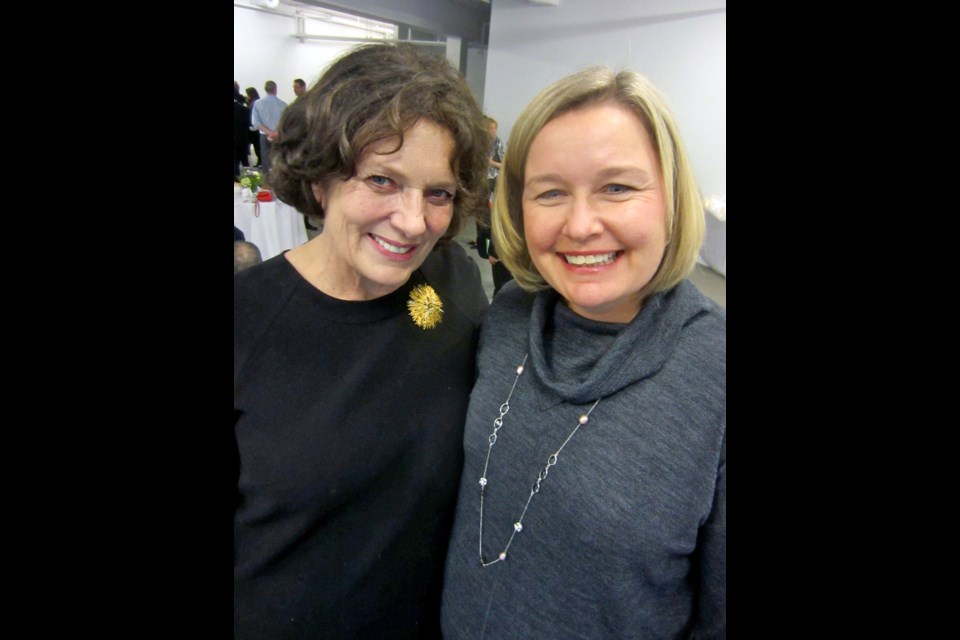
[528,279,717,403]
[441,278,726,639]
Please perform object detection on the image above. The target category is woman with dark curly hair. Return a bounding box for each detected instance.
[234,43,490,639]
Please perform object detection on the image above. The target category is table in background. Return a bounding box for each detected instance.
[234,192,309,260]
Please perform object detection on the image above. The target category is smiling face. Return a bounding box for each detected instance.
[311,119,458,300]
[522,100,668,323]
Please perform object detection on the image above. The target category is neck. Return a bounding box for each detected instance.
[286,233,404,301]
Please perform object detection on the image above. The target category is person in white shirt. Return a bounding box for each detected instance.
[250,80,288,178]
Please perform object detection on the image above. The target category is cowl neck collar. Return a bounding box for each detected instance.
[526,280,712,404]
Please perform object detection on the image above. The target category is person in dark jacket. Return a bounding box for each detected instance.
[234,83,251,181]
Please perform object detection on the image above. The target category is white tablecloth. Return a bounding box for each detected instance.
[234,193,310,260]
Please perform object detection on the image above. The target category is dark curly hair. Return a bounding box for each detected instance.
[270,43,489,244]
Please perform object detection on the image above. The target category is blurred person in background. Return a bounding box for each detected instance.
[244,87,262,166]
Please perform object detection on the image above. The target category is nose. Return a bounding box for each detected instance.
[390,187,428,238]
[562,196,603,240]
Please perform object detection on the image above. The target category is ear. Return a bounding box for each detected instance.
[310,182,325,209]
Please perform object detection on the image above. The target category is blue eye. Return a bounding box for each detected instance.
[365,175,395,188]
[426,189,455,204]
[606,184,630,194]
[539,189,563,200]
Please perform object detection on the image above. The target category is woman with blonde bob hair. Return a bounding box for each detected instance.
[442,67,725,639]
[492,67,704,297]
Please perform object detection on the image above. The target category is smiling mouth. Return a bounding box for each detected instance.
[561,251,621,266]
[371,234,416,255]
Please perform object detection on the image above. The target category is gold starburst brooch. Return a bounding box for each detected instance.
[407,284,443,329]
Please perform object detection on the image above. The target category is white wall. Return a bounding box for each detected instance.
[234,7,359,104]
[234,6,485,111]
[484,0,726,198]
[466,45,488,109]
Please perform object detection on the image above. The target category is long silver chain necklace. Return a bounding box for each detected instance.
[478,354,601,567]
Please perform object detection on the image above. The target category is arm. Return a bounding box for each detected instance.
[233,410,243,513]
[250,102,277,140]
[488,235,500,263]
[475,224,490,259]
[260,125,278,141]
[250,101,262,130]
[489,138,505,170]
[688,430,725,638]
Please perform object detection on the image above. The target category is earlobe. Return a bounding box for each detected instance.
[311,182,325,209]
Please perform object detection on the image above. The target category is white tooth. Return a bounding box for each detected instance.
[565,252,615,265]
[374,236,412,254]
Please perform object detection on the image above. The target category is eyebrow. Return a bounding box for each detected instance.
[362,159,458,191]
[525,166,653,188]
[524,173,564,188]
[597,166,653,182]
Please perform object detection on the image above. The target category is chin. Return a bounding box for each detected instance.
[367,263,419,287]
[564,289,642,322]
[562,288,618,311]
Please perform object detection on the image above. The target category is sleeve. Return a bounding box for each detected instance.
[476,226,490,259]
[250,101,261,128]
[233,409,243,513]
[689,429,725,639]
[488,236,499,260]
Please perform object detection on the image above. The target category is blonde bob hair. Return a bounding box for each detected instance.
[492,67,704,298]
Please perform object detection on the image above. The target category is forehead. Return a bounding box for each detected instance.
[358,120,457,178]
[527,101,659,173]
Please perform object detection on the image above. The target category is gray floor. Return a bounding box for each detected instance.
[453,223,495,301]
[304,218,725,309]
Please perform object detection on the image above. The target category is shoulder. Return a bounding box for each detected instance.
[235,255,297,329]
[419,242,489,326]
[470,281,535,366]
[480,280,534,341]
[673,281,725,357]
[489,280,533,318]
[235,255,300,377]
[662,281,726,390]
